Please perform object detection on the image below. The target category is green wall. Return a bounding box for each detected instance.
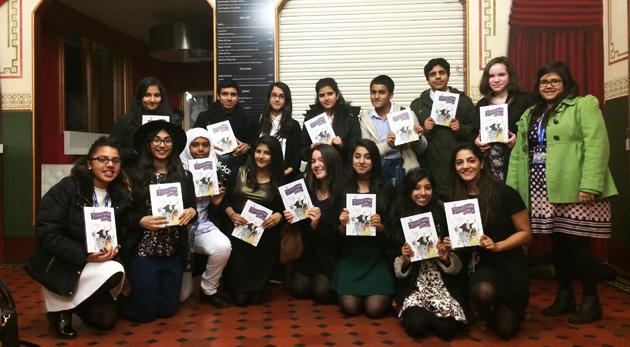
[1,111,34,237]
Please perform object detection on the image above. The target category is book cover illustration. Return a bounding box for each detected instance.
[444,198,484,248]
[430,91,460,126]
[279,179,313,224]
[83,207,117,253]
[387,109,419,146]
[207,120,238,155]
[188,158,219,197]
[304,112,335,145]
[401,212,439,262]
[346,194,376,236]
[232,200,272,246]
[479,104,509,143]
[149,182,185,227]
[142,115,170,124]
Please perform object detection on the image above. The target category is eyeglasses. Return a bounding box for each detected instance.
[151,137,173,146]
[539,79,562,87]
[270,93,285,100]
[90,156,121,165]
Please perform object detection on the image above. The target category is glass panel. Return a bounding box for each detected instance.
[64,33,86,131]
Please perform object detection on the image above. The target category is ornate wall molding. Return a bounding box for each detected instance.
[608,0,628,65]
[0,0,22,78]
[469,86,482,104]
[479,0,495,70]
[1,93,31,110]
[604,77,629,100]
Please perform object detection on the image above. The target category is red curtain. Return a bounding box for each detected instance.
[508,0,607,261]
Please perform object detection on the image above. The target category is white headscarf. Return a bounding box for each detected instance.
[179,128,216,170]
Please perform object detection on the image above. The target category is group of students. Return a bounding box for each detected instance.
[25,56,617,341]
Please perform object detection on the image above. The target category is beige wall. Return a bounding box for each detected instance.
[604,0,628,101]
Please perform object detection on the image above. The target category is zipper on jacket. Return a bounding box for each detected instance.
[45,256,55,274]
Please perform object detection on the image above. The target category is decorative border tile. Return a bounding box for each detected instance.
[469,86,482,104]
[0,0,22,78]
[604,77,629,100]
[1,93,31,110]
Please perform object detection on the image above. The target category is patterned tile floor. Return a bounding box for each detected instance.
[3,265,629,347]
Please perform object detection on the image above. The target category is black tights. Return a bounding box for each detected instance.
[230,291,265,307]
[469,281,520,339]
[338,294,392,318]
[401,307,464,340]
[549,233,597,296]
[290,272,336,304]
[74,272,123,330]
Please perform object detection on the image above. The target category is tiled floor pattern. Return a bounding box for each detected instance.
[2,265,629,347]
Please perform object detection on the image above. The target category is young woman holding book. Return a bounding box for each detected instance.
[282,144,344,304]
[332,139,397,318]
[117,121,197,323]
[25,137,130,339]
[300,77,361,163]
[448,143,531,339]
[388,168,468,339]
[178,128,232,308]
[221,136,284,307]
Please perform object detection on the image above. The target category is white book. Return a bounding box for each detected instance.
[207,120,238,155]
[401,212,440,262]
[430,91,460,126]
[279,179,313,224]
[479,104,509,143]
[188,158,219,197]
[346,194,376,236]
[304,113,336,145]
[142,115,170,124]
[444,198,484,248]
[232,200,273,246]
[387,109,419,146]
[83,207,117,253]
[149,182,185,227]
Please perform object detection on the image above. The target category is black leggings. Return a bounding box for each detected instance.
[74,272,123,330]
[338,294,392,318]
[549,233,598,296]
[469,281,520,339]
[230,291,265,307]
[401,306,464,340]
[290,272,336,304]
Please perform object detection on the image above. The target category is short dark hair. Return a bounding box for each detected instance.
[424,58,450,80]
[217,78,241,96]
[370,75,395,93]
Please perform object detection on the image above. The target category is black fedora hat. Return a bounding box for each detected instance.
[133,120,187,155]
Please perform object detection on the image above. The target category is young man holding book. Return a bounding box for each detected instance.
[410,58,475,198]
[359,75,427,190]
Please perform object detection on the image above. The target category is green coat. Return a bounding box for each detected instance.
[506,95,617,210]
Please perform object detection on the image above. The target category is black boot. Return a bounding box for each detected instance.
[569,295,603,324]
[543,289,576,316]
[46,311,78,339]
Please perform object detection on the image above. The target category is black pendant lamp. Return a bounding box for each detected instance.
[149,16,212,63]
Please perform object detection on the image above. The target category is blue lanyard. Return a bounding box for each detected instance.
[537,109,546,144]
[93,191,110,208]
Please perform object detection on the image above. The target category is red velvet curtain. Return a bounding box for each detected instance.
[508,0,606,261]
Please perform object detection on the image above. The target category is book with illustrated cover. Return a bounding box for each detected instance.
[279,179,313,224]
[346,194,376,236]
[83,207,117,253]
[444,198,484,248]
[149,182,184,227]
[304,113,335,145]
[430,91,460,126]
[207,120,238,155]
[232,200,272,246]
[401,212,439,262]
[188,158,219,197]
[142,115,170,124]
[479,104,509,143]
[387,109,419,146]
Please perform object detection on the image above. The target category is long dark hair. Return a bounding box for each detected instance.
[479,56,522,102]
[132,127,186,202]
[528,61,580,132]
[447,143,497,224]
[245,136,284,191]
[260,82,295,138]
[126,77,173,132]
[346,139,388,214]
[313,78,347,127]
[304,144,342,206]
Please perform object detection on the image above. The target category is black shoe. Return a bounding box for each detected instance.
[569,295,603,324]
[201,292,231,308]
[46,311,78,339]
[543,289,576,317]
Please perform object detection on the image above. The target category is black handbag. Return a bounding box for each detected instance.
[0,278,39,347]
